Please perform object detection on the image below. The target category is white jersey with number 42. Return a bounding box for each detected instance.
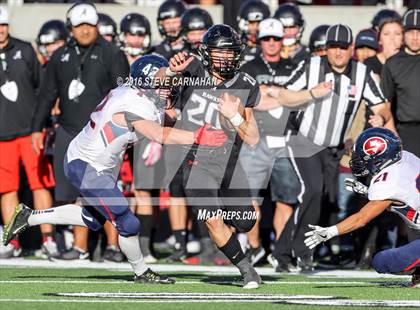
[67,86,162,172]
[368,150,420,230]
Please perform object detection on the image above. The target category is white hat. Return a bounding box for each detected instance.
[258,18,284,39]
[0,7,9,25]
[67,3,98,27]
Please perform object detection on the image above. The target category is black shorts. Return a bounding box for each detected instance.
[182,146,256,233]
[53,126,79,202]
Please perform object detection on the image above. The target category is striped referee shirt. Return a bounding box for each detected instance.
[285,56,386,148]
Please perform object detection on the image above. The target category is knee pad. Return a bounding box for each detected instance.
[115,210,140,237]
[372,250,392,274]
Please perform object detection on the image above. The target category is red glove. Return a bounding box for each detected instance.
[194,124,228,147]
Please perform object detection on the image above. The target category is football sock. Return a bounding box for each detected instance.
[218,233,246,266]
[118,234,147,276]
[173,229,187,250]
[28,204,86,227]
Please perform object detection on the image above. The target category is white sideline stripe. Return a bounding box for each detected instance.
[0,259,409,279]
[0,280,378,285]
[285,300,420,307]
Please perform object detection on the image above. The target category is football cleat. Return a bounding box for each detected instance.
[242,266,262,289]
[133,268,175,284]
[245,245,266,266]
[2,203,31,246]
[103,246,125,263]
[60,247,89,260]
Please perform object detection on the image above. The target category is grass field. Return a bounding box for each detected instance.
[0,259,419,310]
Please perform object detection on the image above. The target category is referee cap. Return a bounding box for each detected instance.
[258,18,284,39]
[403,9,420,31]
[326,24,353,48]
[0,7,9,25]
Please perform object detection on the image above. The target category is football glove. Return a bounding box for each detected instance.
[344,177,368,196]
[193,124,228,147]
[142,141,163,167]
[304,224,339,250]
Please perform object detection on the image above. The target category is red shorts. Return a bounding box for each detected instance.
[0,135,55,194]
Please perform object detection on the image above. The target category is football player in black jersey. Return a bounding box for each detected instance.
[237,0,270,64]
[240,18,300,266]
[36,20,69,64]
[309,25,330,57]
[153,0,187,60]
[97,13,118,44]
[181,7,213,55]
[119,13,151,65]
[274,2,310,66]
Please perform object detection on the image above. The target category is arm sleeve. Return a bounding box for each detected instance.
[380,63,396,104]
[110,49,130,87]
[363,70,387,106]
[284,60,308,91]
[32,57,58,132]
[246,83,261,108]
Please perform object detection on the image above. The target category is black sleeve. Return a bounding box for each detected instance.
[246,80,261,108]
[109,49,130,87]
[32,56,58,132]
[182,57,203,77]
[380,62,396,104]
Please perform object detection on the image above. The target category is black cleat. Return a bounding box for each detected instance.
[245,246,266,266]
[2,204,31,246]
[166,248,188,262]
[133,268,175,284]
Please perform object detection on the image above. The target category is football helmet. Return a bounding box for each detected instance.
[237,0,270,43]
[309,24,330,54]
[130,54,178,108]
[157,0,187,42]
[181,8,213,51]
[199,24,244,78]
[349,128,402,177]
[371,9,401,31]
[36,20,69,58]
[97,13,117,42]
[274,2,305,46]
[120,13,151,57]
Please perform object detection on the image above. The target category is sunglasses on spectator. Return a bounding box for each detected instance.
[260,36,282,42]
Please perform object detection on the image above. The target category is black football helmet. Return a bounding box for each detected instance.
[120,13,151,57]
[199,24,244,79]
[237,0,270,42]
[181,8,213,51]
[371,9,401,31]
[309,24,330,53]
[97,13,117,42]
[36,20,69,58]
[157,0,187,42]
[274,2,305,46]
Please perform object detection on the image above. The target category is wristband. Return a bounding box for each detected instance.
[165,67,176,77]
[229,113,245,127]
[309,89,317,100]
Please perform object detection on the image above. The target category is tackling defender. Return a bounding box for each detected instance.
[2,55,228,283]
[304,127,420,287]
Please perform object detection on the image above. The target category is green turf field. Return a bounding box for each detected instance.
[0,259,419,310]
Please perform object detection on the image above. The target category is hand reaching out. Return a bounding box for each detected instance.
[169,52,194,73]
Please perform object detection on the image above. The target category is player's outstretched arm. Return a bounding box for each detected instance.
[132,120,227,147]
[268,82,332,108]
[304,200,392,249]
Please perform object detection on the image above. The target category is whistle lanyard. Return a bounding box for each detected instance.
[260,53,277,78]
[72,43,94,103]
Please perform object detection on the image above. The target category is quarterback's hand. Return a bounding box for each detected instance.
[344,178,368,196]
[304,224,339,249]
[169,52,194,73]
[218,92,242,119]
[310,81,332,99]
[31,132,44,155]
[142,141,162,167]
[194,124,228,147]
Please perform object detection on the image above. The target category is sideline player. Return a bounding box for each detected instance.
[304,128,420,287]
[2,55,228,283]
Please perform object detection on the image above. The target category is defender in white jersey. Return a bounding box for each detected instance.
[304,128,420,287]
[2,55,227,284]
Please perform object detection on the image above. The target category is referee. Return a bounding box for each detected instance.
[269,24,395,273]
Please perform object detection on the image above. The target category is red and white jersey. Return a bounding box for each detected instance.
[368,151,420,230]
[67,86,162,171]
